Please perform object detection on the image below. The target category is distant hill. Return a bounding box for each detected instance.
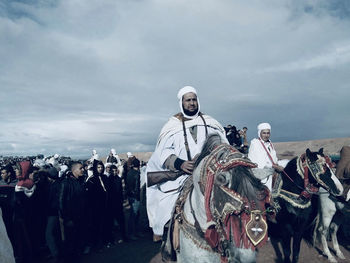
[274,137,350,159]
[118,137,350,162]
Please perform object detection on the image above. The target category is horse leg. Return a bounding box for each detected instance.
[281,233,292,263]
[291,232,303,263]
[318,202,337,263]
[330,220,345,260]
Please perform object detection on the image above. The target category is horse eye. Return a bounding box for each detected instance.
[216,173,228,186]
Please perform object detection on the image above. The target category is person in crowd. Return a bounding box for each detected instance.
[146,86,227,241]
[0,165,17,246]
[104,163,112,177]
[85,160,108,252]
[335,145,350,202]
[239,126,249,153]
[13,161,36,263]
[90,149,99,162]
[48,154,60,170]
[59,162,87,263]
[248,122,286,191]
[28,166,49,260]
[45,167,62,263]
[225,124,241,147]
[122,152,138,179]
[126,158,141,240]
[106,164,127,244]
[106,149,122,165]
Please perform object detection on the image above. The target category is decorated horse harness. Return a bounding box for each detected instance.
[272,152,335,208]
[170,144,271,262]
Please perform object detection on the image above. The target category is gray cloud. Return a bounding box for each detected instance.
[1,0,349,158]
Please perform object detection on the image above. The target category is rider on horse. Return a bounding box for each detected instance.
[146,86,227,242]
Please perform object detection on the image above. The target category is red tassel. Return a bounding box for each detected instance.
[205,226,219,249]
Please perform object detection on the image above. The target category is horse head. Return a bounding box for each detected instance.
[304,148,343,196]
[189,134,270,261]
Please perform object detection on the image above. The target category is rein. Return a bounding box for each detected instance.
[258,139,296,184]
[259,139,323,200]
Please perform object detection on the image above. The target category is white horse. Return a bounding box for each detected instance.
[314,186,349,263]
[163,134,271,263]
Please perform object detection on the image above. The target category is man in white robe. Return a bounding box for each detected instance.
[146,86,227,240]
[248,122,287,191]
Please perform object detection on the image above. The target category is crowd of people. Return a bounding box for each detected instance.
[224,124,249,153]
[0,150,147,263]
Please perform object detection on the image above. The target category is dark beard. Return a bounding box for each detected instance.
[183,108,198,116]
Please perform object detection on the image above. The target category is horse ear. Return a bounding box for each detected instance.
[319,148,324,155]
[306,148,312,158]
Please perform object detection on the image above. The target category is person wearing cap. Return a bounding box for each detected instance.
[248,122,285,191]
[146,86,227,241]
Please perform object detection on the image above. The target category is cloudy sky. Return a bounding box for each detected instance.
[1,0,349,158]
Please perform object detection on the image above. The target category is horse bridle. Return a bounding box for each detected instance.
[191,143,265,260]
[295,153,336,197]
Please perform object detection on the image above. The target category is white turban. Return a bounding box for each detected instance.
[127,152,133,158]
[177,86,201,119]
[111,148,116,155]
[257,122,271,139]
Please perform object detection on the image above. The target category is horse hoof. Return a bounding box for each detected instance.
[328,256,337,263]
[336,252,345,260]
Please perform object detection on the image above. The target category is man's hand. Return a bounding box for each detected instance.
[272,164,284,172]
[181,160,195,174]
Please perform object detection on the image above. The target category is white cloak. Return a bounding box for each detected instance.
[248,138,279,191]
[146,114,227,235]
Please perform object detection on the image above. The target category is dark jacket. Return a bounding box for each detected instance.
[125,169,140,201]
[59,174,86,223]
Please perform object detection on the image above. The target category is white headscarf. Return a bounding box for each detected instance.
[177,86,201,119]
[257,122,271,139]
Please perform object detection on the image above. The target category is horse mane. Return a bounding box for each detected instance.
[194,133,225,168]
[195,133,268,208]
[230,166,267,204]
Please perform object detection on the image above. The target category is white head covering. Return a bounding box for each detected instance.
[105,162,112,168]
[58,165,68,177]
[92,149,97,155]
[257,122,271,139]
[127,152,133,158]
[111,148,116,155]
[177,86,200,119]
[33,159,46,168]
